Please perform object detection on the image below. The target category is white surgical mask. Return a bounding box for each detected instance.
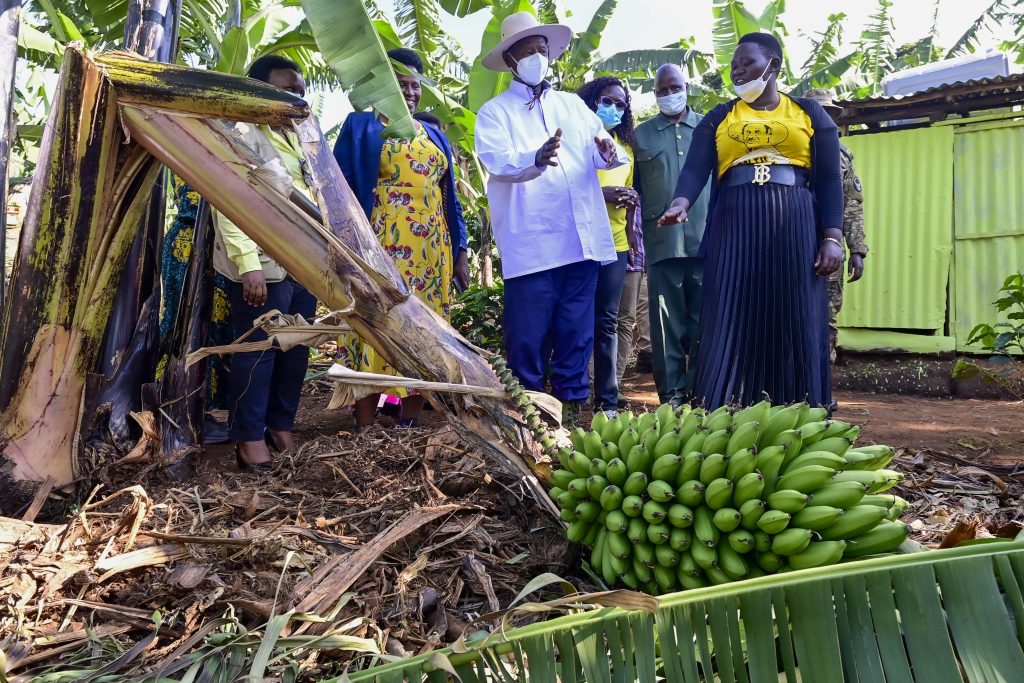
[512,52,549,87]
[734,62,773,104]
[656,91,688,116]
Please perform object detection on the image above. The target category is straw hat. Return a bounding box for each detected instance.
[805,88,842,114]
[481,11,572,72]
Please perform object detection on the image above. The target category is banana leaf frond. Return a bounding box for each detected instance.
[349,540,1024,682]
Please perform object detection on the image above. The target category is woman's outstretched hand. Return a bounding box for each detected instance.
[658,197,690,226]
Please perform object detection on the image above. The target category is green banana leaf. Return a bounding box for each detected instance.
[300,0,416,138]
[711,0,760,86]
[466,0,533,112]
[788,51,860,97]
[395,0,443,54]
[214,26,250,75]
[595,47,714,93]
[349,541,1024,682]
[439,0,493,17]
[565,0,617,74]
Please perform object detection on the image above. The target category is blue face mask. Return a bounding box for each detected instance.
[596,103,623,130]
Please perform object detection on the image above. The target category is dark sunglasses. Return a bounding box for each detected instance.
[599,96,627,111]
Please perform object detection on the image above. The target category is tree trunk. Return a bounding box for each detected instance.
[0,0,22,315]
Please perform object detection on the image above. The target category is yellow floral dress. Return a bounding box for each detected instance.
[337,124,453,397]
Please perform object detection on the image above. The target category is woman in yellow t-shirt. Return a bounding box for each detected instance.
[578,77,637,415]
[659,33,845,410]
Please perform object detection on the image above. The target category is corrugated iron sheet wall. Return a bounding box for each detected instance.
[840,127,954,331]
[952,119,1024,350]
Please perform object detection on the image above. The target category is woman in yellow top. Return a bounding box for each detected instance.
[659,33,844,410]
[334,48,468,429]
[578,77,637,415]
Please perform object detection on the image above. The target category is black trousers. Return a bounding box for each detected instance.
[227,277,316,442]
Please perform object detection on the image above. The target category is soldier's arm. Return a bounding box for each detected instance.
[843,158,868,256]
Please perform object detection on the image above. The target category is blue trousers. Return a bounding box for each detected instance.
[227,277,317,442]
[504,260,598,402]
[593,251,629,410]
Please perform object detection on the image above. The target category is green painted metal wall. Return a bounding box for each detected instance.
[951,118,1024,351]
[839,127,955,333]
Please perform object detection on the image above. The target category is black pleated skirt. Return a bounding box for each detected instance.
[692,183,831,409]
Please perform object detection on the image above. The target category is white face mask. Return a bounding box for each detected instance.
[657,91,688,116]
[512,52,549,87]
[734,62,773,104]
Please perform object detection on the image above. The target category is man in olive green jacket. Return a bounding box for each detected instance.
[634,64,710,406]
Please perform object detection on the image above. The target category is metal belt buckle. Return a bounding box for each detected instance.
[752,163,771,186]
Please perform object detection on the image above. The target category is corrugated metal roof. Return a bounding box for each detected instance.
[838,73,1024,107]
[836,73,1024,126]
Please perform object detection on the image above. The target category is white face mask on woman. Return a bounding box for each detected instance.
[511,52,549,87]
[734,62,773,104]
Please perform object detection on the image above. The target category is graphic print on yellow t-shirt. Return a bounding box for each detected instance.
[716,95,813,179]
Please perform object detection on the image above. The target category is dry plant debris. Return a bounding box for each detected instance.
[0,426,572,679]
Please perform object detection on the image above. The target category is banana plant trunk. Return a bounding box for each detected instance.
[120,106,553,499]
[0,49,556,518]
[91,0,182,447]
[0,50,161,509]
[0,0,22,315]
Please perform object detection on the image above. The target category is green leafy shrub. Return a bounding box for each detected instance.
[964,273,1024,356]
[953,273,1024,397]
[451,280,504,352]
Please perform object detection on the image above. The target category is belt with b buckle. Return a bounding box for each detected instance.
[722,164,809,188]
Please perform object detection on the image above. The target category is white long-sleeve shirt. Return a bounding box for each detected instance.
[476,80,622,279]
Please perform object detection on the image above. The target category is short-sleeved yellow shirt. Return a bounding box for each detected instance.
[597,135,634,253]
[716,95,813,179]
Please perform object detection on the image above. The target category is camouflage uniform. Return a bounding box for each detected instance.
[829,143,869,361]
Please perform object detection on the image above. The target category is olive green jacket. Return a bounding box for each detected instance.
[633,109,710,264]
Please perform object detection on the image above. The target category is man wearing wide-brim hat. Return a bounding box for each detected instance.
[805,88,869,366]
[475,11,626,428]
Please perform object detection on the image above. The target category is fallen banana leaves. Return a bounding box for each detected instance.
[0,47,555,517]
[351,539,1024,682]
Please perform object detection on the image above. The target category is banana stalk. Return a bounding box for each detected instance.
[0,0,20,314]
[93,0,184,444]
[0,49,161,505]
[95,51,310,127]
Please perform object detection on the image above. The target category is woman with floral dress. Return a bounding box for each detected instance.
[333,48,468,429]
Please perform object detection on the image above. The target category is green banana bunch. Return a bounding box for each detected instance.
[547,400,910,596]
